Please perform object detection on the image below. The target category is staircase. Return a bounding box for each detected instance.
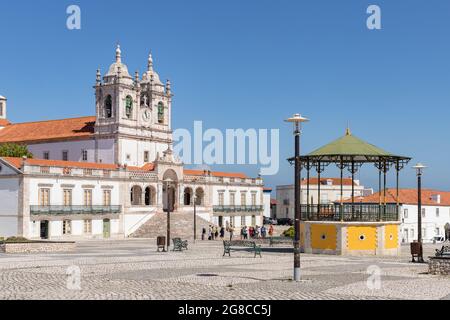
[130,211,216,239]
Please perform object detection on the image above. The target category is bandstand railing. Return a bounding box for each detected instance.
[300,203,398,222]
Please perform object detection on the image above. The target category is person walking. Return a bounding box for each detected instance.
[214,226,219,240]
[240,227,244,240]
[220,226,225,239]
[208,226,212,240]
[255,225,260,238]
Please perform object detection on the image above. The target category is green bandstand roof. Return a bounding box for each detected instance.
[296,129,411,164]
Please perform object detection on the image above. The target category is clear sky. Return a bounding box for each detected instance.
[0,0,449,193]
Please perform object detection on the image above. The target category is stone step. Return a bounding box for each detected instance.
[130,211,218,240]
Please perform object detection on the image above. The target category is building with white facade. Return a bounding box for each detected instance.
[276,177,373,219]
[353,189,450,243]
[0,46,265,240]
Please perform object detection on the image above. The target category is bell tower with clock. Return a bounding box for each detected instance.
[94,46,174,167]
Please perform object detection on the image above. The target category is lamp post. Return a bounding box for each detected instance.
[193,193,197,243]
[285,113,309,282]
[412,163,426,263]
[163,178,174,252]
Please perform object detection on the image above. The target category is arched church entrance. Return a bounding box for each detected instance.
[162,169,178,212]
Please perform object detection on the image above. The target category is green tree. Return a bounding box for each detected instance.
[0,143,33,158]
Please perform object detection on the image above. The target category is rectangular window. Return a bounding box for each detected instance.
[83,169,93,176]
[43,151,50,160]
[410,229,414,239]
[103,190,111,206]
[39,188,50,206]
[421,208,426,218]
[218,192,224,206]
[241,215,246,226]
[436,208,439,217]
[241,192,247,206]
[83,220,92,234]
[403,209,408,219]
[81,149,88,161]
[252,215,256,226]
[62,220,71,235]
[62,150,68,161]
[144,151,149,163]
[63,189,72,206]
[230,193,235,206]
[251,193,257,206]
[84,189,93,206]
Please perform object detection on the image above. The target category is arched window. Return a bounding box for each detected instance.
[125,96,133,119]
[195,188,204,206]
[130,186,142,205]
[157,102,164,124]
[145,186,156,206]
[104,95,112,118]
[183,187,193,205]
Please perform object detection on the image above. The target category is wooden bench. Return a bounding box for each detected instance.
[435,244,450,257]
[269,237,293,247]
[172,238,188,251]
[223,240,261,258]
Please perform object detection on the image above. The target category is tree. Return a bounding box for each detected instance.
[0,143,33,158]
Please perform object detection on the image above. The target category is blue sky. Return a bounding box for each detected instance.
[0,0,449,193]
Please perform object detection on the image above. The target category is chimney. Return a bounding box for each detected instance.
[431,194,441,204]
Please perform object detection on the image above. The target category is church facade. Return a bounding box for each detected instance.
[0,46,265,240]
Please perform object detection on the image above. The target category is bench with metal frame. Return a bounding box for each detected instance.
[269,236,293,247]
[172,238,188,251]
[435,244,450,257]
[223,240,261,258]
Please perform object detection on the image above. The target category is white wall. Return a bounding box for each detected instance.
[0,177,20,237]
[400,204,450,243]
[263,191,271,218]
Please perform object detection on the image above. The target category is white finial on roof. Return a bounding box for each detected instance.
[148,53,153,72]
[116,44,122,63]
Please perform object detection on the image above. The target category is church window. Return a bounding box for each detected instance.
[105,95,112,118]
[125,96,133,119]
[157,102,164,123]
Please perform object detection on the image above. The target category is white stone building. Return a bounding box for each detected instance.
[354,189,450,243]
[0,46,265,240]
[276,178,373,219]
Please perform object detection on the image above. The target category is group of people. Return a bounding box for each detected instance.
[201,224,274,241]
[240,225,273,240]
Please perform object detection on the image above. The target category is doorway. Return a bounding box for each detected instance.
[40,220,49,239]
[103,219,110,238]
[218,216,223,227]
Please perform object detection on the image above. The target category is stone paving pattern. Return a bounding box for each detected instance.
[0,239,449,300]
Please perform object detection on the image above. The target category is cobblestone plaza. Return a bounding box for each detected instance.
[0,240,448,300]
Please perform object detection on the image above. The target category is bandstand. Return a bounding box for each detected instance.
[289,129,411,256]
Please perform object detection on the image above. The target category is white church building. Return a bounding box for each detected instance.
[0,46,265,240]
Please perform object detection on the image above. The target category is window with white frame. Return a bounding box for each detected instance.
[218,192,224,206]
[403,208,408,219]
[84,189,93,206]
[230,192,235,206]
[39,188,50,206]
[63,189,72,206]
[241,192,247,206]
[421,208,426,218]
[251,193,257,206]
[436,208,439,217]
[84,219,92,234]
[103,190,111,206]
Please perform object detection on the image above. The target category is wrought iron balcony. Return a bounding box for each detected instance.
[213,205,264,213]
[300,203,399,222]
[30,205,121,215]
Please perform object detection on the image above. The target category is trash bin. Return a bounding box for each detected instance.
[410,241,422,262]
[157,236,166,252]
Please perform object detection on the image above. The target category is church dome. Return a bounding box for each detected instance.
[105,45,132,78]
[141,53,163,86]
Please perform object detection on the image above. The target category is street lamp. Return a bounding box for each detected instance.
[285,113,309,281]
[163,178,175,252]
[412,163,427,263]
[193,192,197,243]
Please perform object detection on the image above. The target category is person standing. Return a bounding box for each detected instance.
[268,224,274,238]
[208,226,212,240]
[243,226,248,240]
[261,225,266,239]
[214,226,219,240]
[220,226,225,239]
[229,226,234,240]
[202,227,206,240]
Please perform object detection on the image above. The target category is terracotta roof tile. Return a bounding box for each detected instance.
[0,119,11,127]
[301,177,356,186]
[0,116,95,144]
[348,189,450,206]
[1,157,155,172]
[183,169,248,179]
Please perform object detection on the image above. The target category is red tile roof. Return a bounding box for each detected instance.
[0,119,11,127]
[183,169,248,179]
[1,157,155,172]
[349,189,450,206]
[301,177,356,186]
[0,116,95,144]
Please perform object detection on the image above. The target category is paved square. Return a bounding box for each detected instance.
[0,240,448,300]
